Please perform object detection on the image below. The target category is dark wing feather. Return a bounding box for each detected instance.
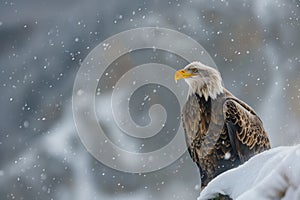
[223,98,270,163]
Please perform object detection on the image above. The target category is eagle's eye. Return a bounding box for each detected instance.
[190,68,198,73]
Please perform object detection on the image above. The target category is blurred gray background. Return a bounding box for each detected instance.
[1,0,300,199]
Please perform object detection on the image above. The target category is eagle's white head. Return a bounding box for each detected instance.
[174,61,224,101]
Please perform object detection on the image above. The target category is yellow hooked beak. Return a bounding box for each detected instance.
[174,69,194,81]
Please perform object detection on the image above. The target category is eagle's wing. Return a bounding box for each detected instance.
[223,98,270,163]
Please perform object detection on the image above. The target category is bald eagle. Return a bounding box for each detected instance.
[175,62,270,189]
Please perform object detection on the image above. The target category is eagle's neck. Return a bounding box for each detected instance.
[188,82,224,101]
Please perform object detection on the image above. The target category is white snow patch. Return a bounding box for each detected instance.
[224,152,231,160]
[198,145,300,200]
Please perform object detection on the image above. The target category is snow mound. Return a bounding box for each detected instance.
[198,145,300,200]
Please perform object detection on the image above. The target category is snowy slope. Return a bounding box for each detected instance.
[198,145,300,200]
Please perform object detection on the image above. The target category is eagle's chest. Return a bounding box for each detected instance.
[182,94,225,144]
[182,94,238,186]
[182,95,228,162]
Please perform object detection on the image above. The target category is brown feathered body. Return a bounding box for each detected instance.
[182,88,270,188]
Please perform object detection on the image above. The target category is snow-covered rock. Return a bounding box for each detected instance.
[198,145,300,200]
